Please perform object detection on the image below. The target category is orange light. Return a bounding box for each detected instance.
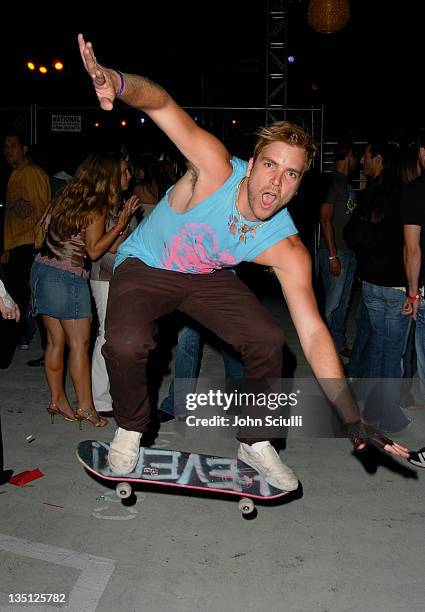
[94,122,100,128]
[120,120,127,127]
[231,119,237,125]
[39,66,48,74]
[27,62,35,71]
[308,0,350,34]
[53,61,64,71]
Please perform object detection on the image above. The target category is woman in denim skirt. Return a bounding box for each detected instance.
[31,152,139,426]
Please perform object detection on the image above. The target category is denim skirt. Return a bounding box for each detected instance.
[30,260,92,319]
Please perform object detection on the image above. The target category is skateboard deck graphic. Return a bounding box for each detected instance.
[77,440,289,502]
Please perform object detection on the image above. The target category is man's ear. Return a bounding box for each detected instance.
[22,145,29,156]
[246,157,254,177]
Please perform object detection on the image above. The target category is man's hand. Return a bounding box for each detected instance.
[329,257,341,277]
[341,420,410,459]
[402,296,420,320]
[78,33,121,111]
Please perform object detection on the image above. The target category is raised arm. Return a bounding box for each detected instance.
[254,236,410,459]
[78,34,231,180]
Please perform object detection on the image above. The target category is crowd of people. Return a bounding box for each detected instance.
[1,32,422,488]
[0,132,177,426]
[319,136,425,433]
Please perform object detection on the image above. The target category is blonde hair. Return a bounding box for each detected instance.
[49,153,121,239]
[253,121,317,172]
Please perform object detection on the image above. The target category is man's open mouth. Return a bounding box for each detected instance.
[261,192,277,208]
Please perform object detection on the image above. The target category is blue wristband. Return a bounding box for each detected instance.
[116,70,125,98]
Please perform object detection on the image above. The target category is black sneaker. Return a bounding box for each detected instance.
[26,355,45,367]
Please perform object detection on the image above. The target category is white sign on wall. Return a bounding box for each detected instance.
[51,115,82,132]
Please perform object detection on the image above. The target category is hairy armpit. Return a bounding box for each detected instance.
[186,161,199,191]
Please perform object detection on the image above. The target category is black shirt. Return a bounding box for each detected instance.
[401,172,425,287]
[355,179,406,287]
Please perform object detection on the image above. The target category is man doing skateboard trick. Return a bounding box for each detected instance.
[78,34,409,489]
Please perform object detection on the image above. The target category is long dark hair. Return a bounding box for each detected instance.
[49,152,121,239]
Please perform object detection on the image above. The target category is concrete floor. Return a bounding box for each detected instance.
[1,290,424,612]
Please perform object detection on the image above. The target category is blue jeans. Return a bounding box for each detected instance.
[160,322,244,416]
[414,300,425,395]
[319,249,357,351]
[346,294,371,379]
[361,282,412,430]
[30,260,91,319]
[403,320,417,379]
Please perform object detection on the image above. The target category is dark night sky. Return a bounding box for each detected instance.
[2,1,423,141]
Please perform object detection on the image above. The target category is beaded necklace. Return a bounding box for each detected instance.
[228,178,268,243]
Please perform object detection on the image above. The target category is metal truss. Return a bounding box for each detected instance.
[265,0,289,124]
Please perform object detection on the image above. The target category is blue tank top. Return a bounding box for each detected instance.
[115,157,297,274]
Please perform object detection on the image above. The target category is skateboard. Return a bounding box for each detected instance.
[76,440,289,517]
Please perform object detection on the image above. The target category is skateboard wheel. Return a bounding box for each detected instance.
[116,482,132,499]
[238,497,254,515]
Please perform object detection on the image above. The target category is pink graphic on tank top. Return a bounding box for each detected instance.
[160,223,237,273]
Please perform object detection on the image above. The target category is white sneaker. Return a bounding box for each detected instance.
[238,441,299,491]
[108,427,142,474]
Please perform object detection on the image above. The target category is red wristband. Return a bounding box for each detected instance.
[112,226,123,236]
[407,293,421,304]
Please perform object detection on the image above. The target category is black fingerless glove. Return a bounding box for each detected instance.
[341,420,394,452]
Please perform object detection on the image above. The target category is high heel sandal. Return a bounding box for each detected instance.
[47,402,77,424]
[75,407,108,430]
